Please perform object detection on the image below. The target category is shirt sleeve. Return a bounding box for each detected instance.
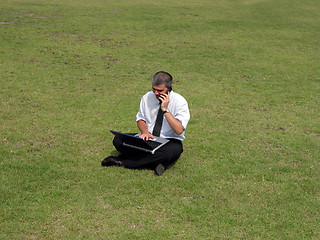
[174,100,190,130]
[136,96,146,122]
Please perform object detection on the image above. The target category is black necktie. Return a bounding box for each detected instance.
[152,105,163,137]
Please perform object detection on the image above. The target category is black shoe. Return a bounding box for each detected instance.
[155,163,166,176]
[101,156,124,167]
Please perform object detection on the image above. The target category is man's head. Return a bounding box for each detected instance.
[152,71,173,90]
[152,71,173,100]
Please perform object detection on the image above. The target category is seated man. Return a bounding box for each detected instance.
[102,71,190,175]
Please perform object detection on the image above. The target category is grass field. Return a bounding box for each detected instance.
[1,0,319,239]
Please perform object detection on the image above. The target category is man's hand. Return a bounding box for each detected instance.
[137,120,154,141]
[159,92,170,111]
[139,132,154,141]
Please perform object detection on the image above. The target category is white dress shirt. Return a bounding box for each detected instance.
[136,90,190,141]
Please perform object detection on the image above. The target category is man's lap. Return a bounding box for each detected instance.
[112,135,183,169]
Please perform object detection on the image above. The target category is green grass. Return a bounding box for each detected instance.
[1,0,319,239]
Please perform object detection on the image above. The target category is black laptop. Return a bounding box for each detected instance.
[110,130,169,154]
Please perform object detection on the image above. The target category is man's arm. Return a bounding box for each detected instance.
[137,120,154,141]
[163,111,185,135]
[159,92,185,135]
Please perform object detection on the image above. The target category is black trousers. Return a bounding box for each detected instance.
[113,134,183,169]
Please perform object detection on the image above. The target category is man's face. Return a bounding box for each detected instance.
[152,84,168,100]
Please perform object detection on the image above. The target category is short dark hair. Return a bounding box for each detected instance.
[152,71,173,88]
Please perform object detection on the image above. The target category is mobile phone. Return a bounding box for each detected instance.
[160,90,169,98]
[159,90,169,103]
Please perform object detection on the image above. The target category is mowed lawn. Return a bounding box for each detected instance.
[1,0,319,239]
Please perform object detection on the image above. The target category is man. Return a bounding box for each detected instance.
[102,71,190,175]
